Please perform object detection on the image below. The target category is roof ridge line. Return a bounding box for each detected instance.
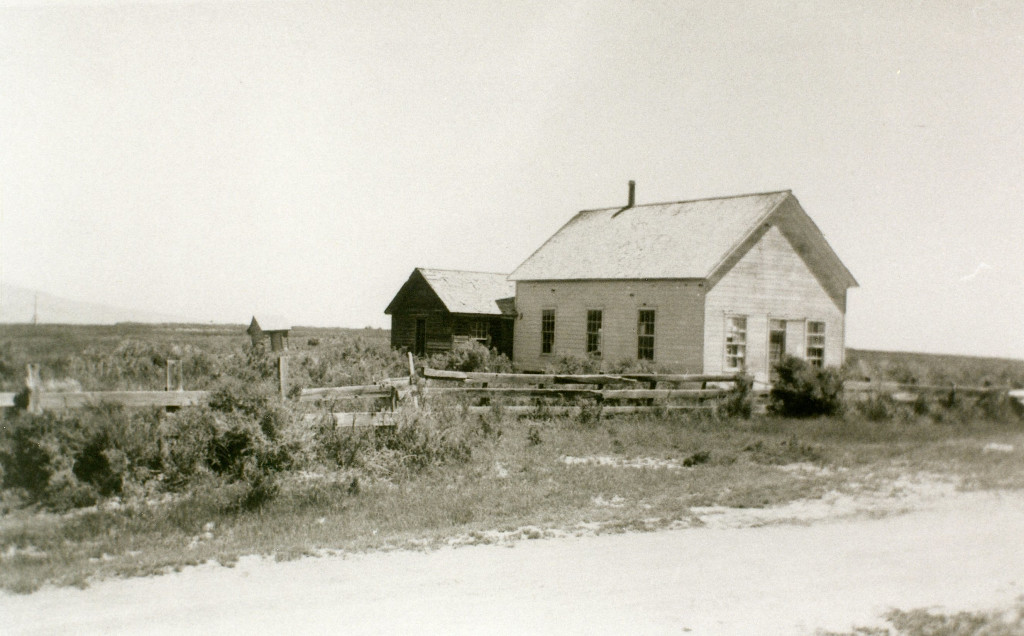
[417,267,511,276]
[579,189,792,213]
[509,209,588,280]
[702,192,791,279]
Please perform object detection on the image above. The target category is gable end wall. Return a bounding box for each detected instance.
[704,225,845,384]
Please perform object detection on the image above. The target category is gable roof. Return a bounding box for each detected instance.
[509,191,857,297]
[510,191,792,281]
[385,268,515,316]
[248,314,291,334]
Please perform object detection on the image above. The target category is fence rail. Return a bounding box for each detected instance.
[4,357,1021,419]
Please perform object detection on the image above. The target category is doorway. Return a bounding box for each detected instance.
[414,318,426,356]
[769,319,786,379]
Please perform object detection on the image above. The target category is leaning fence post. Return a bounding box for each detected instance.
[407,352,419,408]
[26,363,42,414]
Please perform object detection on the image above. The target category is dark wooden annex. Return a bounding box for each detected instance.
[385,268,515,359]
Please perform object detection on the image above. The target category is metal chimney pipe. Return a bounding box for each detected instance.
[628,180,635,207]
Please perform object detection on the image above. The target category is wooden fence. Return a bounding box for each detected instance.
[4,354,1022,427]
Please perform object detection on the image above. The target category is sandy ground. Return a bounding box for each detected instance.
[3,487,1024,636]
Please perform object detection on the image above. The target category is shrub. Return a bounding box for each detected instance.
[768,356,844,418]
[313,401,476,477]
[0,404,163,510]
[0,412,58,502]
[546,354,602,375]
[160,407,290,492]
[428,341,513,373]
[575,401,603,427]
[607,358,659,374]
[288,336,407,389]
[206,376,287,440]
[972,390,1023,423]
[851,393,900,422]
[526,426,542,446]
[717,374,753,419]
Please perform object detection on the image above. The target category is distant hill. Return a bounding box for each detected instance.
[0,283,189,325]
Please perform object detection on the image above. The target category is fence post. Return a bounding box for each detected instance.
[278,355,289,400]
[407,352,419,408]
[166,359,183,391]
[26,363,42,414]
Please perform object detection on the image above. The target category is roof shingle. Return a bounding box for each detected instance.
[417,269,515,316]
[510,191,792,281]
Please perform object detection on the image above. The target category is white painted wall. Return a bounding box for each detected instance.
[704,226,846,384]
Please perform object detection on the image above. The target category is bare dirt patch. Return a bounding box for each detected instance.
[4,481,1024,635]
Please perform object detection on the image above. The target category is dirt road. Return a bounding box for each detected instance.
[4,490,1024,635]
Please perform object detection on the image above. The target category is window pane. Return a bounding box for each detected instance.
[637,310,655,360]
[586,310,602,356]
[470,320,489,340]
[725,316,746,370]
[541,310,555,354]
[806,321,825,367]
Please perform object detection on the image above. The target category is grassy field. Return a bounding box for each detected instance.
[2,401,1023,594]
[846,347,1024,388]
[1,323,1023,595]
[0,323,396,392]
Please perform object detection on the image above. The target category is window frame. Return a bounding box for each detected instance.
[724,315,747,371]
[469,319,489,342]
[637,309,656,361]
[540,309,555,355]
[586,309,602,357]
[806,320,826,368]
[768,318,787,368]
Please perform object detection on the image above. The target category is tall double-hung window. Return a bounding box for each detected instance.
[725,316,747,370]
[806,321,826,367]
[541,309,555,355]
[637,310,655,361]
[586,310,602,357]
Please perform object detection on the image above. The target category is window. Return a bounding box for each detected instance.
[769,319,787,368]
[637,310,655,360]
[725,316,747,370]
[807,321,825,367]
[586,310,602,357]
[470,320,489,342]
[541,309,555,354]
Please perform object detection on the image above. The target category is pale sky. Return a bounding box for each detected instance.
[2,1,1023,359]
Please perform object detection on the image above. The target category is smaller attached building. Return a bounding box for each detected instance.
[385,268,515,358]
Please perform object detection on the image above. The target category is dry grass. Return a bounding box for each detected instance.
[2,403,1022,594]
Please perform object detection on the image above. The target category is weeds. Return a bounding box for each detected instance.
[769,356,844,417]
[526,426,543,446]
[427,341,512,373]
[717,374,753,419]
[824,598,1024,635]
[3,326,1024,594]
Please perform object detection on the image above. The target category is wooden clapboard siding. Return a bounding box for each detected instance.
[387,269,514,358]
[704,225,845,383]
[513,280,704,372]
[391,311,452,353]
